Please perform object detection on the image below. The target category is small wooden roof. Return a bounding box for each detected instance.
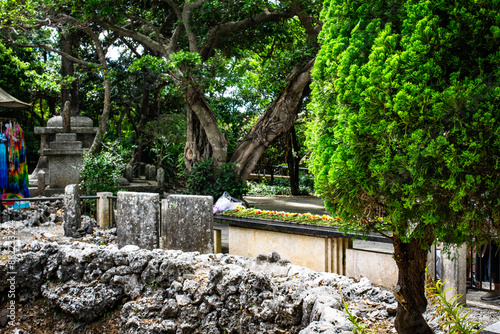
[0,87,31,108]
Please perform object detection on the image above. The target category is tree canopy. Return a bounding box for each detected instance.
[308,0,500,332]
[0,0,321,180]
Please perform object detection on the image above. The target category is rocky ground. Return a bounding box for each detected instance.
[0,201,499,334]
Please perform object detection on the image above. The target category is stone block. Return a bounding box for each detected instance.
[37,170,46,195]
[50,141,83,150]
[124,165,133,182]
[55,133,77,141]
[116,192,160,250]
[149,165,157,182]
[97,192,113,229]
[483,321,500,334]
[229,226,348,274]
[346,248,398,289]
[63,184,81,237]
[47,154,83,188]
[157,167,165,191]
[439,244,467,304]
[162,195,213,254]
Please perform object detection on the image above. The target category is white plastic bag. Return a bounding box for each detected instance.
[213,191,245,214]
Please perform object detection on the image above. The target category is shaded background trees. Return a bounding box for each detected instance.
[0,0,321,189]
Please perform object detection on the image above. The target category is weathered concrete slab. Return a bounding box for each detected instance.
[483,321,500,334]
[438,244,467,304]
[116,191,160,250]
[63,184,81,237]
[229,226,349,275]
[162,195,213,254]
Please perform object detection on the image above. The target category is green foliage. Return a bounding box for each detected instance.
[425,272,484,333]
[79,141,126,196]
[185,158,247,200]
[142,114,186,179]
[246,180,291,196]
[343,301,369,334]
[307,0,500,244]
[246,174,315,196]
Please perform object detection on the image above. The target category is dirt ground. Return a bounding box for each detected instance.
[1,298,122,334]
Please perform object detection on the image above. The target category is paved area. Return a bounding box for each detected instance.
[243,195,329,215]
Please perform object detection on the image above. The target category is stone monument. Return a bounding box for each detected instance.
[30,115,97,195]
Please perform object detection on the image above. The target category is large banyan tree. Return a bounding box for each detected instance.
[1,0,323,180]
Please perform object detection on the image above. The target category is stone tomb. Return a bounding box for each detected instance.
[116,191,160,250]
[162,195,213,254]
[31,115,97,195]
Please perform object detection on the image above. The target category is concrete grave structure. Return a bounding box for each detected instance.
[229,226,350,275]
[31,115,97,195]
[162,195,213,254]
[116,191,160,250]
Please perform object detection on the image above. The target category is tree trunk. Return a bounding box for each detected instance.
[184,106,212,170]
[89,75,111,154]
[60,31,80,116]
[287,125,300,196]
[184,83,228,170]
[392,235,435,334]
[230,59,314,181]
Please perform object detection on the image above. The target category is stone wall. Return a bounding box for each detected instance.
[0,240,397,334]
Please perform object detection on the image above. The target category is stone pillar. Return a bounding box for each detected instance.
[162,195,213,254]
[63,184,81,237]
[156,167,165,192]
[438,244,468,304]
[124,165,133,182]
[149,165,157,181]
[116,191,160,250]
[62,101,71,133]
[37,170,46,196]
[214,229,222,253]
[145,165,151,180]
[97,192,112,229]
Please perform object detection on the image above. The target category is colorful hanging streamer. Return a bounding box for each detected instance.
[0,133,7,194]
[1,192,25,208]
[5,122,30,198]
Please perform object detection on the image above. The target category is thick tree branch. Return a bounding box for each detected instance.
[181,0,207,53]
[199,9,294,61]
[96,19,167,56]
[287,0,321,43]
[4,35,98,68]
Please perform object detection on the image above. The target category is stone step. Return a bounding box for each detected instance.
[50,141,83,150]
[55,133,78,142]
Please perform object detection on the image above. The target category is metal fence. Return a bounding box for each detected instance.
[467,242,500,292]
[0,195,117,228]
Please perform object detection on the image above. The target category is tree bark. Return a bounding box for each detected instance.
[287,125,300,196]
[60,30,80,116]
[184,83,228,170]
[184,106,211,170]
[392,235,435,334]
[230,59,314,181]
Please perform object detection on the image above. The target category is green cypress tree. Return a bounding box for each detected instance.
[308,1,500,332]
